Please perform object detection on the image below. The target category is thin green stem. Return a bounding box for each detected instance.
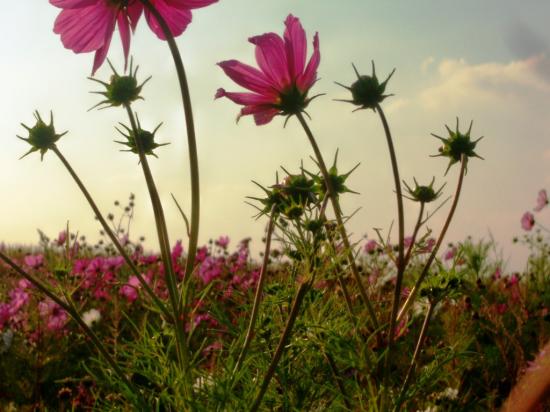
[395,301,436,412]
[375,104,405,407]
[403,202,425,268]
[124,106,191,389]
[138,0,201,294]
[397,157,467,324]
[296,112,379,333]
[250,282,309,412]
[233,207,277,375]
[0,251,139,400]
[51,146,170,319]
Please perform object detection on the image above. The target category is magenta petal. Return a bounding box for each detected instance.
[215,88,275,106]
[50,0,97,9]
[92,17,116,75]
[239,105,279,126]
[117,13,131,70]
[534,189,548,212]
[54,5,115,53]
[249,33,289,91]
[165,0,218,9]
[217,60,275,95]
[145,0,192,39]
[127,2,144,31]
[284,14,307,81]
[297,32,320,92]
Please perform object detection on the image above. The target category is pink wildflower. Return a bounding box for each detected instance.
[38,300,68,332]
[364,239,378,254]
[56,230,67,246]
[534,189,548,212]
[171,240,184,262]
[144,0,218,40]
[521,211,535,231]
[444,247,457,261]
[404,236,413,248]
[119,276,142,302]
[215,235,230,249]
[50,0,143,74]
[216,14,321,125]
[24,254,44,269]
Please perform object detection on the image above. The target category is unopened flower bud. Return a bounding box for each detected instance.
[17,111,67,160]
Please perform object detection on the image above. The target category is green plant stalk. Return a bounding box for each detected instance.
[296,112,379,333]
[375,104,406,408]
[324,349,352,410]
[51,146,171,320]
[124,106,191,390]
[395,300,436,412]
[250,281,310,412]
[138,0,201,304]
[0,250,139,400]
[403,202,425,268]
[233,206,277,375]
[396,156,467,324]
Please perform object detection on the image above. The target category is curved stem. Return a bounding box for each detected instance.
[124,106,191,387]
[250,282,309,412]
[295,112,379,333]
[403,202,425,268]
[233,207,277,375]
[0,251,139,401]
[51,146,170,319]
[395,301,435,412]
[138,0,200,304]
[397,157,467,324]
[375,104,405,404]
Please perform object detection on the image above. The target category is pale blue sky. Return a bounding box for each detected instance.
[1,1,550,270]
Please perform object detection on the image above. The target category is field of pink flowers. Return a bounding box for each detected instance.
[1,1,550,411]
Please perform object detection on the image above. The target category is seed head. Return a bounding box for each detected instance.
[17,111,67,160]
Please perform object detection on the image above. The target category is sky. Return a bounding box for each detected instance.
[1,1,549,270]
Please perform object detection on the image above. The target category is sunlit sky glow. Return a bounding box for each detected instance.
[1,1,549,270]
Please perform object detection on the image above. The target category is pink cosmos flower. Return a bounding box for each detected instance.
[56,230,67,246]
[215,235,230,249]
[50,0,143,74]
[120,275,142,302]
[24,254,44,269]
[216,14,321,125]
[534,189,548,212]
[143,0,218,40]
[364,239,378,254]
[521,211,535,231]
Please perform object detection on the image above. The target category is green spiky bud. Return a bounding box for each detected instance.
[89,59,151,110]
[278,173,318,206]
[115,119,169,158]
[17,111,67,160]
[431,118,484,174]
[403,177,445,203]
[336,61,395,111]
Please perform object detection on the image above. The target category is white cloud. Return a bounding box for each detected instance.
[420,54,550,110]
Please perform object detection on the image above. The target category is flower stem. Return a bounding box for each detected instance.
[250,281,309,412]
[394,300,436,412]
[51,146,170,320]
[403,202,425,268]
[124,106,191,390]
[375,103,405,410]
[295,112,379,333]
[0,251,140,402]
[396,156,468,324]
[138,0,201,306]
[233,206,277,376]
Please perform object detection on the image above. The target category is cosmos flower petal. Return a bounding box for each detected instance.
[534,189,548,212]
[215,88,275,106]
[165,0,218,9]
[145,0,192,39]
[297,32,320,91]
[117,13,131,70]
[249,33,289,90]
[239,105,280,126]
[92,17,116,75]
[127,2,144,31]
[217,60,274,95]
[54,5,115,54]
[284,14,307,81]
[50,0,97,9]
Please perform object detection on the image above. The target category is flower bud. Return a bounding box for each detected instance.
[115,119,168,157]
[431,118,484,174]
[17,111,67,160]
[336,61,395,111]
[403,177,444,203]
[89,59,151,110]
